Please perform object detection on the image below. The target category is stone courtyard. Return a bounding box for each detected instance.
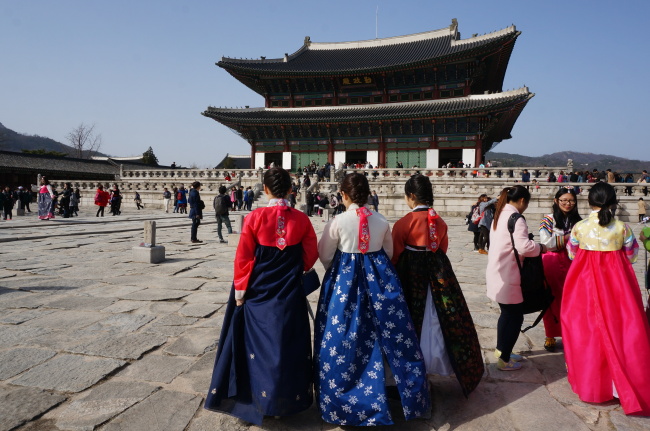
[0,208,648,431]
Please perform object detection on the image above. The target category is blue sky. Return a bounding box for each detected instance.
[1,0,648,167]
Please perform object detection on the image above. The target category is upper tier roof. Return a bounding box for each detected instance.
[219,20,519,76]
[203,88,533,124]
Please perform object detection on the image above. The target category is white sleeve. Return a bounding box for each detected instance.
[318,218,340,270]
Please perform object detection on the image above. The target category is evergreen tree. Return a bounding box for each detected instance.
[142,146,159,166]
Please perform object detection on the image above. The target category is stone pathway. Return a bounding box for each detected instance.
[1,208,649,431]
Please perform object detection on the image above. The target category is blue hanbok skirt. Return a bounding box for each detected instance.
[314,249,431,426]
[204,244,313,425]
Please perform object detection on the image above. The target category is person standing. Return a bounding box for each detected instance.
[177,186,188,214]
[477,196,497,254]
[305,191,314,217]
[486,186,546,370]
[188,182,203,243]
[70,188,80,216]
[172,186,179,213]
[235,186,244,211]
[20,187,32,212]
[639,198,647,222]
[468,195,486,251]
[538,187,582,352]
[562,182,650,415]
[213,185,232,244]
[134,192,143,210]
[94,184,110,217]
[60,183,72,218]
[204,168,318,425]
[37,177,56,220]
[392,174,484,397]
[315,173,430,426]
[109,184,122,216]
[162,188,171,213]
[372,190,379,212]
[2,186,15,220]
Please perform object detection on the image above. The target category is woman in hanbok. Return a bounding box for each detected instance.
[315,173,430,426]
[392,174,484,397]
[538,187,582,351]
[562,182,650,415]
[204,167,318,425]
[37,177,55,220]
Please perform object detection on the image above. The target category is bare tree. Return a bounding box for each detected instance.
[66,123,102,159]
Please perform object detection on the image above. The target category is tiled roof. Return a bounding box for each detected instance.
[0,150,119,174]
[203,88,533,125]
[219,21,519,75]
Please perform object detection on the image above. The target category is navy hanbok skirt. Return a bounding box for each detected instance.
[314,249,431,426]
[204,244,313,425]
[37,192,54,220]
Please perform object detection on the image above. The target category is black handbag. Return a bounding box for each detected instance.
[507,213,554,332]
[302,268,321,296]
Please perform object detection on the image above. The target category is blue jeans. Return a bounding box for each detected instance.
[216,214,232,240]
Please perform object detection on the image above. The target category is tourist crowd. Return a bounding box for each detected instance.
[197,167,650,427]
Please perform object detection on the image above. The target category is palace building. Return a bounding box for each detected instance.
[203,19,533,170]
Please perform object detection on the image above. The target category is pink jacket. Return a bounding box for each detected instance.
[485,203,541,304]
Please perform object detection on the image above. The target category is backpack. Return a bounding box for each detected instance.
[177,192,183,200]
[214,195,227,215]
[507,213,554,332]
[471,206,483,225]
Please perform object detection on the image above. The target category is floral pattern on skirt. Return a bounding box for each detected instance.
[314,249,431,426]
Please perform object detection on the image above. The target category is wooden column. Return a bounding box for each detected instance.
[475,139,483,167]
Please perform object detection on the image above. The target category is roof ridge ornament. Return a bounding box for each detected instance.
[304,36,311,46]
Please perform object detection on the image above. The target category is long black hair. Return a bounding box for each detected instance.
[404,174,433,206]
[263,167,292,198]
[493,185,531,230]
[588,182,617,226]
[552,187,582,230]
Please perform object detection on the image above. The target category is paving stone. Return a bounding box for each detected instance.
[103,390,202,431]
[150,314,199,327]
[163,328,218,356]
[0,291,56,309]
[80,313,155,334]
[0,347,57,380]
[65,333,167,360]
[100,300,144,313]
[609,410,650,431]
[0,325,54,348]
[470,312,499,329]
[120,288,191,301]
[186,410,264,431]
[179,303,222,318]
[170,350,216,394]
[56,381,159,431]
[117,354,195,383]
[44,296,116,311]
[197,280,232,291]
[137,301,184,314]
[0,386,66,431]
[0,308,55,324]
[183,290,230,304]
[22,310,109,329]
[76,283,146,298]
[11,354,126,393]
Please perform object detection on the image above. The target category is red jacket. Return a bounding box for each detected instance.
[94,189,110,206]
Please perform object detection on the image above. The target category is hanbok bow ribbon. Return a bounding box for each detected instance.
[273,199,290,250]
[427,208,440,252]
[356,206,373,254]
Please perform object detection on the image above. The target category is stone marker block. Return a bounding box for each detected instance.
[144,220,156,246]
[232,214,244,233]
[132,245,165,264]
[227,233,240,247]
[16,208,26,216]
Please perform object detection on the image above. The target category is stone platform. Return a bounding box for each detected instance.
[0,208,648,430]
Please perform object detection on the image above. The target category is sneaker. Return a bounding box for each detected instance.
[191,239,203,243]
[478,249,488,255]
[544,337,556,352]
[494,349,524,362]
[497,358,522,371]
[219,240,227,244]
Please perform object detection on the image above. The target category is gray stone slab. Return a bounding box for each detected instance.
[56,381,159,431]
[100,300,144,313]
[0,308,55,324]
[185,410,260,431]
[43,296,116,311]
[22,310,109,329]
[183,290,230,304]
[136,301,185,314]
[120,288,191,301]
[103,390,202,431]
[0,325,54,348]
[610,410,650,431]
[117,354,195,383]
[0,386,66,431]
[170,350,216,394]
[65,333,167,360]
[0,347,57,380]
[163,328,218,357]
[80,313,155,334]
[11,354,126,393]
[0,291,56,309]
[179,303,222,318]
[81,283,146,298]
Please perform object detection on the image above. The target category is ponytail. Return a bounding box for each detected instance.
[492,185,531,230]
[492,188,511,230]
[587,182,617,227]
[597,207,613,226]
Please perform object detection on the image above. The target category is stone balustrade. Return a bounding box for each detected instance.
[48,165,649,223]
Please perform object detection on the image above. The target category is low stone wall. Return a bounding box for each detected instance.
[50,166,649,223]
